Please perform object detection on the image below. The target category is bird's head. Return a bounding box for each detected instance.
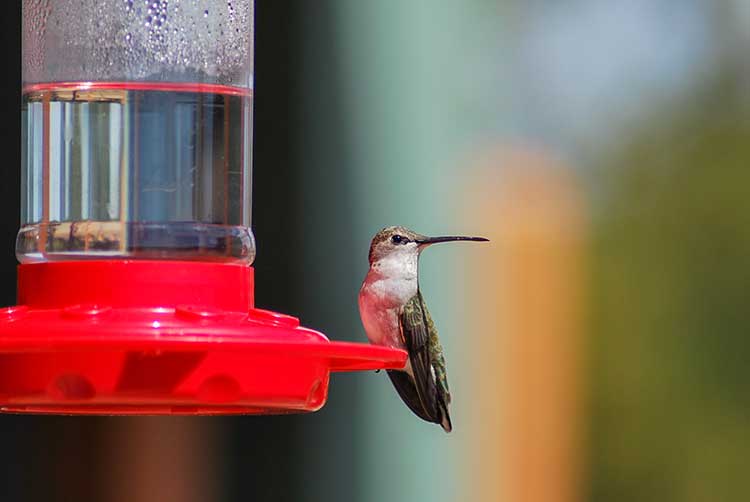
[368,226,489,266]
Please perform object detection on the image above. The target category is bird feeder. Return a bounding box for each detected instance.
[0,0,405,415]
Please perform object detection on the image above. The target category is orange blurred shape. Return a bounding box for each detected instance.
[463,146,586,502]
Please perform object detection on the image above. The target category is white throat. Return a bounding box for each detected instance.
[371,247,419,281]
[362,246,420,309]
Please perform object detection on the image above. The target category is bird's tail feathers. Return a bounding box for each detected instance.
[387,369,453,433]
[387,370,434,423]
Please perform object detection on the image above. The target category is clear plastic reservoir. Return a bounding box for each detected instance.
[20,0,254,263]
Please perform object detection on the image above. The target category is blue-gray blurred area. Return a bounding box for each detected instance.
[1,1,750,501]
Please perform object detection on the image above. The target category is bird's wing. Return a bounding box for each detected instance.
[398,291,453,432]
[400,292,438,415]
[419,293,452,406]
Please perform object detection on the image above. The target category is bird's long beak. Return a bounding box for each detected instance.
[416,235,489,247]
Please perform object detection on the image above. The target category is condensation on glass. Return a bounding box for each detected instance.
[20,0,255,263]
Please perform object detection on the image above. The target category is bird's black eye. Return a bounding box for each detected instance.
[391,235,406,245]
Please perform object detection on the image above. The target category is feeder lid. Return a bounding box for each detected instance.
[0,261,406,415]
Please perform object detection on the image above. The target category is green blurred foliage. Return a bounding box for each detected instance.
[589,76,750,502]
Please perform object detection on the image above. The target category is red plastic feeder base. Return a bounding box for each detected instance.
[0,261,406,415]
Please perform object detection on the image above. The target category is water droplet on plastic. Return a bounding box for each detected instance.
[204,9,208,17]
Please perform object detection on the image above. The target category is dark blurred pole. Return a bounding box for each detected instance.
[0,4,20,304]
[223,1,362,500]
[219,1,310,501]
[291,2,363,501]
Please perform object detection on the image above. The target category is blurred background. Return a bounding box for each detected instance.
[1,0,749,500]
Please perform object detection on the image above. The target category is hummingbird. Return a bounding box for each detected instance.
[359,226,488,432]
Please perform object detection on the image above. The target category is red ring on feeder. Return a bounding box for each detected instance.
[0,261,406,415]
